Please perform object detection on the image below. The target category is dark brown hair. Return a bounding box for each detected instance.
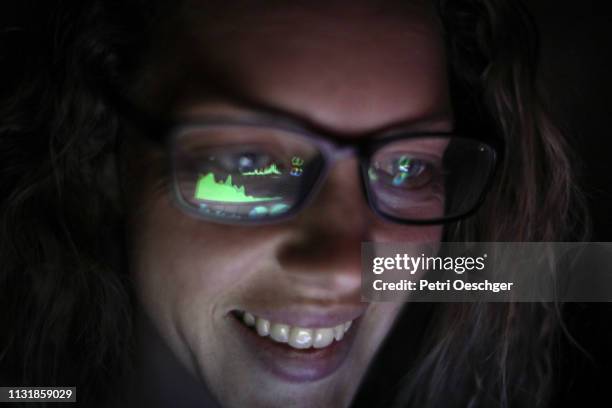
[391,1,588,407]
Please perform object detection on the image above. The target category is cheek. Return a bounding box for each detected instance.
[361,302,405,350]
[127,193,288,316]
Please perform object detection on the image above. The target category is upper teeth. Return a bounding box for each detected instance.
[239,311,353,350]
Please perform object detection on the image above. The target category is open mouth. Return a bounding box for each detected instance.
[228,308,362,382]
[232,310,353,350]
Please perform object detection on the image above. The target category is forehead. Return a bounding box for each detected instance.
[141,0,451,134]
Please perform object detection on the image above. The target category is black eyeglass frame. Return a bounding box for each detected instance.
[114,95,504,226]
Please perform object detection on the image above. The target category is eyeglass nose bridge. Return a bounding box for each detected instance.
[295,142,370,217]
[312,140,364,184]
[323,143,359,163]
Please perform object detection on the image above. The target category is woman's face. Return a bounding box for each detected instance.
[127,2,451,407]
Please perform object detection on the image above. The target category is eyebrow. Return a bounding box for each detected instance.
[175,93,454,140]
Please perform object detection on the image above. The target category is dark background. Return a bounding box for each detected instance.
[531,0,612,241]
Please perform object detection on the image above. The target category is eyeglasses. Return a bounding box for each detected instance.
[116,98,500,226]
[134,118,500,225]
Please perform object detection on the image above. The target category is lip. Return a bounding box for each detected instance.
[227,308,364,383]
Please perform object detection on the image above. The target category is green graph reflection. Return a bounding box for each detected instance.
[241,163,282,176]
[194,173,282,203]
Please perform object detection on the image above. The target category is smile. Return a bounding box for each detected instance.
[235,310,353,350]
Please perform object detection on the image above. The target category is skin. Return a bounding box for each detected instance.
[126,1,452,407]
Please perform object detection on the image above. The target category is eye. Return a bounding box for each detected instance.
[390,156,429,187]
[372,154,434,190]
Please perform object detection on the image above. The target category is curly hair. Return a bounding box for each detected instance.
[0,1,588,407]
[388,2,589,407]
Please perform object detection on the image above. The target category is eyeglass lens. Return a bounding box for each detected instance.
[171,125,495,223]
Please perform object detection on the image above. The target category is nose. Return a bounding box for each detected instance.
[275,158,373,299]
